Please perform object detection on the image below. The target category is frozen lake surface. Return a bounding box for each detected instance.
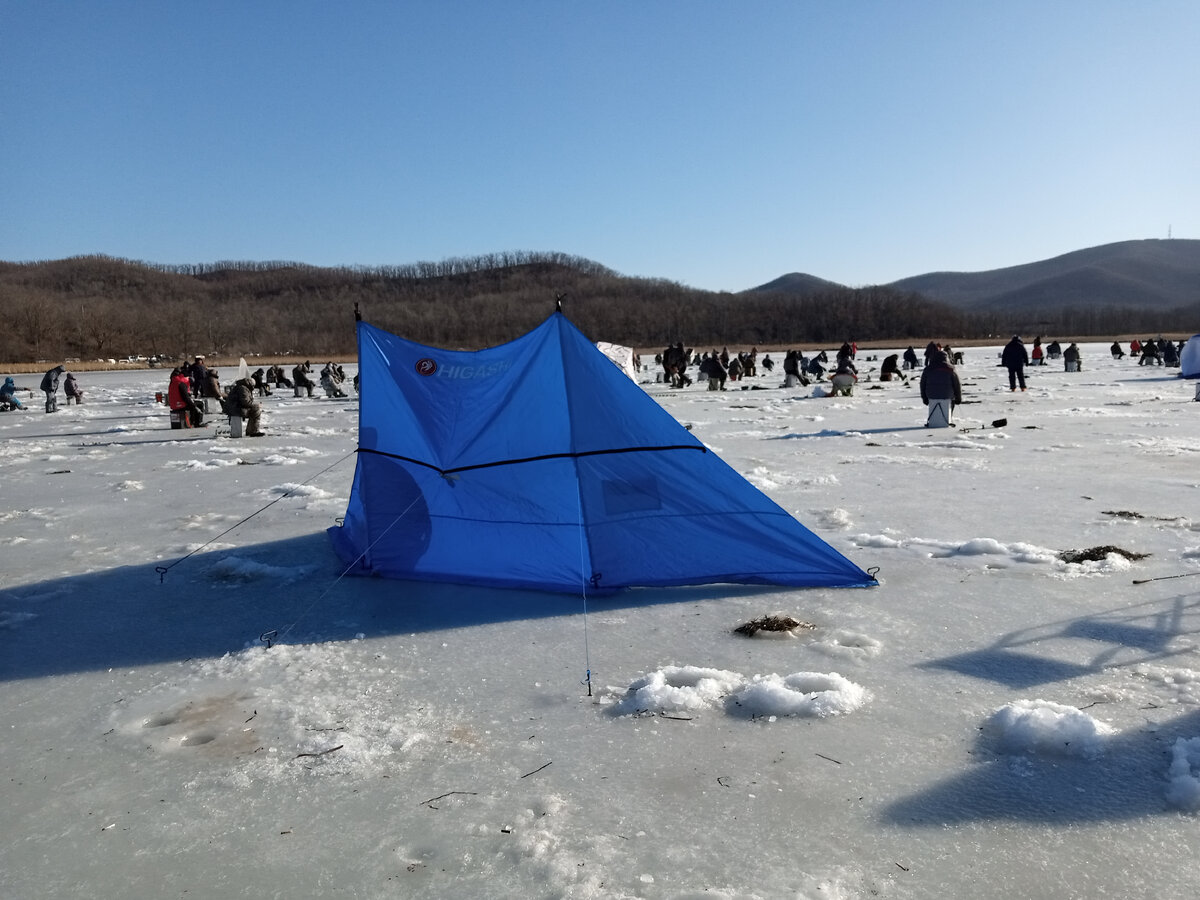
[3,343,1200,899]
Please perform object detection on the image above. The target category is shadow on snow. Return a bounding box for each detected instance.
[884,594,1200,825]
[882,706,1200,827]
[919,593,1200,690]
[0,531,780,683]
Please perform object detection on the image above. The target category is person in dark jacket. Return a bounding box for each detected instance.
[189,356,209,395]
[40,365,64,413]
[920,350,963,406]
[226,377,264,436]
[252,368,273,397]
[880,354,907,383]
[1063,343,1083,371]
[293,361,316,397]
[699,352,728,391]
[63,372,84,404]
[903,346,920,370]
[1001,335,1029,391]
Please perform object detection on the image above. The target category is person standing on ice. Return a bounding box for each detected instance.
[40,364,64,413]
[1001,335,1028,392]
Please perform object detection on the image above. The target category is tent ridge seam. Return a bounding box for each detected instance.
[357,444,707,475]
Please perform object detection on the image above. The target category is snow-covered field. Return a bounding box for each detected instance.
[3,343,1200,899]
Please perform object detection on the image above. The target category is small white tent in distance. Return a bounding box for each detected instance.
[596,341,639,381]
[1180,335,1200,379]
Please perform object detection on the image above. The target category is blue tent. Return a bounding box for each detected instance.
[328,314,876,593]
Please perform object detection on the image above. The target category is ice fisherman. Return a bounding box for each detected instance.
[225,377,265,436]
[920,349,962,411]
[1001,335,1028,392]
[879,354,906,383]
[63,372,83,404]
[40,364,65,413]
[1,376,31,410]
[168,367,205,427]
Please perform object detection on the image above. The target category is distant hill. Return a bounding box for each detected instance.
[888,239,1200,312]
[750,272,847,295]
[751,239,1200,313]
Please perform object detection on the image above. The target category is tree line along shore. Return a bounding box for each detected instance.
[3,252,1197,366]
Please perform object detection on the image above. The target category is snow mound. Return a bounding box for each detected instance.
[614,665,744,714]
[726,672,870,718]
[985,699,1116,758]
[612,665,870,720]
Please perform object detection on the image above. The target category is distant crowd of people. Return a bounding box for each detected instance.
[161,356,358,436]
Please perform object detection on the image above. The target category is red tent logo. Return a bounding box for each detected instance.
[415,358,438,376]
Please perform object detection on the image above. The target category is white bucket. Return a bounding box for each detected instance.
[926,398,953,428]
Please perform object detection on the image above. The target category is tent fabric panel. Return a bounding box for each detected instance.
[573,451,872,589]
[357,320,575,470]
[330,453,592,592]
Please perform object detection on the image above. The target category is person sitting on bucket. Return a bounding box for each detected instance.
[226,377,265,436]
[63,372,84,404]
[1063,343,1083,372]
[828,357,858,396]
[167,366,206,427]
[879,354,907,383]
[920,350,962,421]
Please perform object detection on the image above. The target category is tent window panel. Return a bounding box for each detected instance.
[602,477,662,515]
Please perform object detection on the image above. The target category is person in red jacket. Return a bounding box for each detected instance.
[168,367,205,427]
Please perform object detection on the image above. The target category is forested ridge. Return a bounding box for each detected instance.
[3,252,1198,363]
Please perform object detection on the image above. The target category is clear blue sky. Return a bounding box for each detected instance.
[3,1,1197,292]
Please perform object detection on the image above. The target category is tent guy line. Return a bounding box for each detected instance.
[154,448,357,583]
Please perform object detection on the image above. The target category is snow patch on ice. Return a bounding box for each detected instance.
[260,482,333,500]
[809,630,884,660]
[726,672,870,718]
[165,458,242,470]
[985,699,1116,759]
[611,664,870,720]
[207,555,315,583]
[614,665,744,714]
[812,507,854,529]
[1166,737,1200,811]
[113,480,144,491]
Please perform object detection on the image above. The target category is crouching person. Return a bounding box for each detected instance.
[1,376,31,410]
[226,377,264,436]
[63,372,84,404]
[920,350,962,427]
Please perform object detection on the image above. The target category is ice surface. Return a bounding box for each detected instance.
[4,346,1200,898]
